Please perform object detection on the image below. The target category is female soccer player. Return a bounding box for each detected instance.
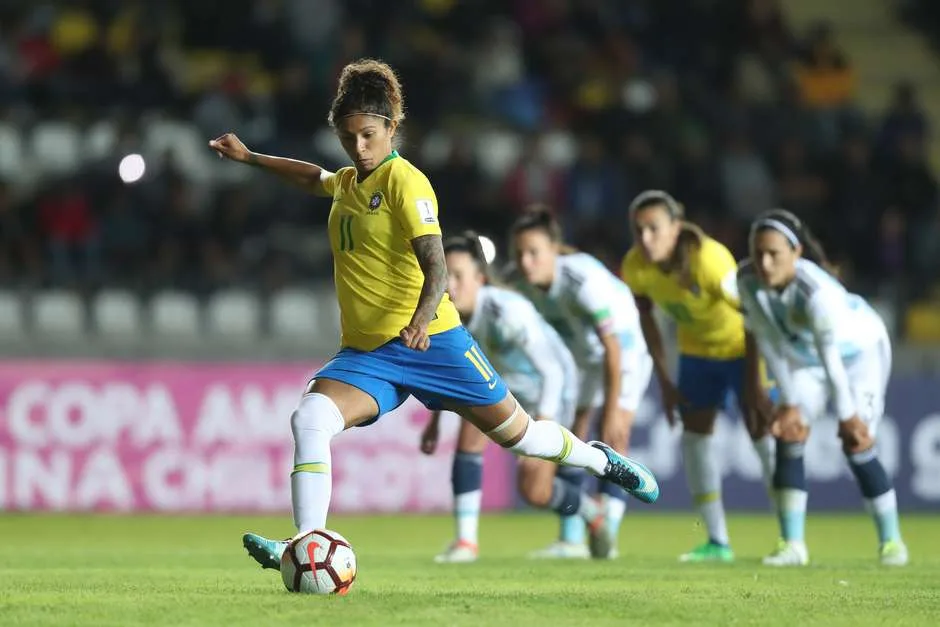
[208,59,659,572]
[420,232,612,562]
[510,209,653,560]
[739,209,907,566]
[622,190,776,563]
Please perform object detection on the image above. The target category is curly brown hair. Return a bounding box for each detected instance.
[328,59,405,128]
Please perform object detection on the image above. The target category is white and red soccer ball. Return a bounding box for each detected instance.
[280,529,357,595]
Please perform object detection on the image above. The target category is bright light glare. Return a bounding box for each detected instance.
[479,235,497,265]
[119,154,146,183]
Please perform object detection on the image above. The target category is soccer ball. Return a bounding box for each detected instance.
[280,529,357,595]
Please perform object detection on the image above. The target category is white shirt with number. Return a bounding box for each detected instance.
[466,285,577,426]
[512,253,651,412]
[737,258,891,428]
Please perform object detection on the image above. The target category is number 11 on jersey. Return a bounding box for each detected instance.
[339,215,355,252]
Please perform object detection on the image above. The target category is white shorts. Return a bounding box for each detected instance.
[788,330,892,436]
[577,348,653,413]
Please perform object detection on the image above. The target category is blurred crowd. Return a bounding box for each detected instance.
[0,0,938,299]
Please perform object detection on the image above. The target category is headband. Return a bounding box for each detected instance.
[629,190,680,218]
[343,112,393,121]
[753,218,800,248]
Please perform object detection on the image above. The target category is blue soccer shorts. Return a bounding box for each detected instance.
[314,326,509,425]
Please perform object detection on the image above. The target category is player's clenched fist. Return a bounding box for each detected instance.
[209,133,252,163]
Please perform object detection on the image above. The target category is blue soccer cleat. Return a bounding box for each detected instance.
[589,441,660,504]
[243,533,289,570]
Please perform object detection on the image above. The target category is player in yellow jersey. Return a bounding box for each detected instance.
[621,190,775,563]
[209,59,659,574]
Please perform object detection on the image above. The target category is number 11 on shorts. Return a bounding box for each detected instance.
[464,346,496,386]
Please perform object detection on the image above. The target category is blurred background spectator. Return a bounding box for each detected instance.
[0,0,939,341]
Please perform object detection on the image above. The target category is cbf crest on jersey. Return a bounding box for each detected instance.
[368,191,382,214]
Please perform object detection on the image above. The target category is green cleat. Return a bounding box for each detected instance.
[242,533,289,570]
[678,541,735,563]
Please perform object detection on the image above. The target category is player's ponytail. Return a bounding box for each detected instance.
[444,231,491,283]
[328,59,405,129]
[511,204,577,254]
[751,209,837,275]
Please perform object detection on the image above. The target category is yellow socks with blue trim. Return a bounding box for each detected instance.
[682,431,729,546]
[290,393,346,533]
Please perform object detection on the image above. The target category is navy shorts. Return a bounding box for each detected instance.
[677,354,779,412]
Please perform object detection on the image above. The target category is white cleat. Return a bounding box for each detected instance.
[880,540,909,566]
[433,540,479,563]
[762,539,809,567]
[528,541,590,560]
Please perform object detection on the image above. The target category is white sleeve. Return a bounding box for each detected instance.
[807,293,856,420]
[575,277,617,338]
[738,281,798,405]
[509,319,566,419]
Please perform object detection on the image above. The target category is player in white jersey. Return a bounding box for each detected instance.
[739,209,908,567]
[510,208,653,559]
[420,232,614,562]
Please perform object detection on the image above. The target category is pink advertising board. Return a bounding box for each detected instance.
[0,361,516,513]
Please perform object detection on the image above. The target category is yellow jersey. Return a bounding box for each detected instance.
[621,235,744,360]
[321,151,460,351]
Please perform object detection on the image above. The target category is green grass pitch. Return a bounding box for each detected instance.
[1,512,937,626]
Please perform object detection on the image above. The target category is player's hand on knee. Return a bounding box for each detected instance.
[838,415,873,454]
[399,324,430,351]
[208,132,251,163]
[660,380,686,427]
[419,419,439,455]
[745,391,774,439]
[770,404,808,442]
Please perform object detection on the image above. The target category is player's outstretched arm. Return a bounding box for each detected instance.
[400,234,448,351]
[209,132,333,196]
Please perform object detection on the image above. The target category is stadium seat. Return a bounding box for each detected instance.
[84,120,119,162]
[150,290,202,338]
[540,131,577,168]
[92,290,142,338]
[30,121,82,175]
[314,288,342,337]
[270,289,319,338]
[0,290,25,337]
[206,289,262,338]
[474,130,522,179]
[420,131,454,167]
[143,119,214,182]
[0,123,25,181]
[32,290,86,338]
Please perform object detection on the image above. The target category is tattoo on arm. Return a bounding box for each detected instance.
[410,234,448,328]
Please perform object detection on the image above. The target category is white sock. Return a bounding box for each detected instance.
[290,393,345,533]
[454,490,482,544]
[681,432,728,545]
[864,489,902,544]
[606,496,627,534]
[751,435,776,489]
[506,413,608,475]
[776,488,808,542]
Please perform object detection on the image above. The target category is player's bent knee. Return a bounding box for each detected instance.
[291,392,346,440]
[517,465,554,507]
[775,412,809,443]
[485,403,530,448]
[838,419,874,454]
